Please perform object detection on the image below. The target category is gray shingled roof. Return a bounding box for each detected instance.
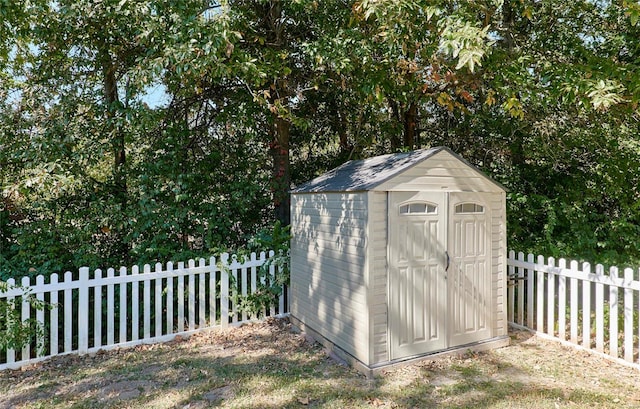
[291,146,506,193]
[292,147,444,193]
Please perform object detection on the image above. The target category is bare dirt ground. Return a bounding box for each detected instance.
[1,318,639,408]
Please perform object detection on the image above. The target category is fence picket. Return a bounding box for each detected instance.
[188,259,196,331]
[517,251,525,326]
[609,266,619,358]
[221,254,229,327]
[144,264,152,339]
[250,253,258,320]
[198,258,206,328]
[6,278,15,365]
[269,251,276,317]
[0,250,284,370]
[547,257,556,337]
[35,275,45,358]
[624,268,634,362]
[209,256,217,327]
[260,252,267,318]
[536,255,545,332]
[570,265,579,344]
[508,251,515,323]
[50,274,59,356]
[177,262,185,333]
[526,253,534,328]
[155,264,163,337]
[275,250,285,315]
[241,261,248,323]
[119,267,127,345]
[595,264,605,353]
[231,256,239,324]
[131,266,139,342]
[79,267,90,354]
[558,260,567,340]
[106,268,115,347]
[582,262,592,349]
[64,271,73,353]
[166,263,174,335]
[21,276,30,360]
[94,270,102,349]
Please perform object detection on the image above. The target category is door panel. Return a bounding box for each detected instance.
[389,192,446,359]
[449,193,492,347]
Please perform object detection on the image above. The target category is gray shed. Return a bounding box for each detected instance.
[289,147,509,375]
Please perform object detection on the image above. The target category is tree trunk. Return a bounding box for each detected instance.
[102,50,130,261]
[388,98,402,149]
[403,102,417,149]
[270,116,291,226]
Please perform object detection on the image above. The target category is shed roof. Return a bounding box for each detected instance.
[291,146,505,193]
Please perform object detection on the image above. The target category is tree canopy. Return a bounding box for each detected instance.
[1,0,639,277]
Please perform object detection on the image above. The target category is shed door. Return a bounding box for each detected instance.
[388,192,447,359]
[389,191,492,360]
[449,192,492,346]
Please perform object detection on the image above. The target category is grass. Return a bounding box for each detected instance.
[1,318,639,408]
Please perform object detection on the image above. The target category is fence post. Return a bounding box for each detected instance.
[78,267,89,354]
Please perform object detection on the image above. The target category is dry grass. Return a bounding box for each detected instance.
[1,318,639,408]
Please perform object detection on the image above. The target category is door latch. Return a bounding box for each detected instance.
[445,251,450,272]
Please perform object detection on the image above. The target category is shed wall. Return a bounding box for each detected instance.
[489,192,508,337]
[367,191,389,365]
[290,192,371,364]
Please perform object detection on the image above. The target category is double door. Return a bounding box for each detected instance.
[388,191,491,360]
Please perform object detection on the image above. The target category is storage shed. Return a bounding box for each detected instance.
[289,147,509,376]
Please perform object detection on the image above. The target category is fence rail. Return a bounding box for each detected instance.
[0,251,287,370]
[507,250,640,368]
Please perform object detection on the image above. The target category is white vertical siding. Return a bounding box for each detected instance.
[367,191,389,365]
[290,192,371,364]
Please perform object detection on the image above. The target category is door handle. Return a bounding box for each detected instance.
[445,251,450,272]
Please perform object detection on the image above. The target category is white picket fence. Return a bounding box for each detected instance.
[0,251,287,370]
[507,251,640,368]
